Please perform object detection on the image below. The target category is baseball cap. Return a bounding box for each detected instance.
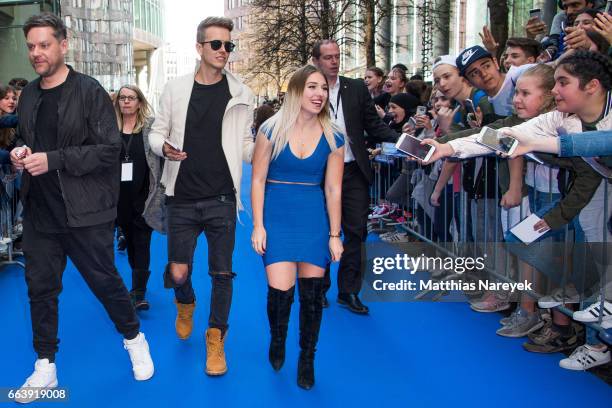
[456,46,493,76]
[432,55,457,72]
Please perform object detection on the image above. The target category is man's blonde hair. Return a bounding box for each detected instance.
[197,17,233,42]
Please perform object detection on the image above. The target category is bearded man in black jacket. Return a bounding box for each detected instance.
[10,13,153,402]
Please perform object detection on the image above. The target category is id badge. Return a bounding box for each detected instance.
[121,161,133,182]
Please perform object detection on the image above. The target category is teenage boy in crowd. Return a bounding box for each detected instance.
[502,37,541,71]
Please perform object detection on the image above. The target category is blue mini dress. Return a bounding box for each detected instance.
[262,127,345,268]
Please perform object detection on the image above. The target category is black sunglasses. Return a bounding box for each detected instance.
[200,40,235,52]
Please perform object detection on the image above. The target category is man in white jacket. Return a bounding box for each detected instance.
[148,16,254,376]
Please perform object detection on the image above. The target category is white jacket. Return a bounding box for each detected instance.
[510,97,612,243]
[149,69,255,211]
[448,95,612,158]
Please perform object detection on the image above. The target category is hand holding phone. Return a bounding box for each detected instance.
[395,133,436,162]
[529,8,542,21]
[464,99,476,114]
[163,139,187,161]
[475,127,519,155]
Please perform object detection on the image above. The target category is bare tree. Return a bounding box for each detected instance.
[244,0,358,93]
[243,0,472,93]
[487,0,509,59]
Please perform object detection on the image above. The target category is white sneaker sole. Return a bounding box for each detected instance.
[559,356,611,371]
[496,321,545,338]
[14,381,59,404]
[134,367,154,381]
[538,299,579,309]
[470,303,511,313]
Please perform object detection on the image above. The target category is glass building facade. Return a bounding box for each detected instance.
[0,0,163,91]
[133,0,161,38]
[0,0,60,82]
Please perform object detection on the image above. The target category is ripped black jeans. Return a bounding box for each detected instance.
[166,194,236,332]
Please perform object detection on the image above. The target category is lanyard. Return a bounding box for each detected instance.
[329,86,342,120]
[121,132,135,161]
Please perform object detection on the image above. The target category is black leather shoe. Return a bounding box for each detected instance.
[337,293,369,315]
[321,294,329,308]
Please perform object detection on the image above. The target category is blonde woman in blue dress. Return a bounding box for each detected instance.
[251,64,344,390]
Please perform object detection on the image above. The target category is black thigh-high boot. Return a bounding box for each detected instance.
[267,285,295,371]
[297,277,324,390]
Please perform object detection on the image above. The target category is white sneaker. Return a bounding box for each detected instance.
[538,285,580,308]
[559,344,611,370]
[123,332,154,381]
[14,359,58,404]
[381,232,409,243]
[572,298,612,323]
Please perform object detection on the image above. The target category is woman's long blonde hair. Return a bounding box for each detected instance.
[261,65,341,160]
[114,84,153,133]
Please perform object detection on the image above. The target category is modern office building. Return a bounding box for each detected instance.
[0,0,164,92]
[224,0,251,79]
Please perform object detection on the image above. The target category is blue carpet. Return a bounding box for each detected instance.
[0,164,610,407]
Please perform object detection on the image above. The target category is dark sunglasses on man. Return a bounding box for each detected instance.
[200,40,235,52]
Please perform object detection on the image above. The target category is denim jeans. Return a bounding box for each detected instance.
[559,130,612,157]
[166,194,236,332]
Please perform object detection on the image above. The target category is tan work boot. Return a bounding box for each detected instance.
[175,299,195,340]
[205,328,227,376]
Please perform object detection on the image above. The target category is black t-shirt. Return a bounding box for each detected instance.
[581,111,612,168]
[171,76,234,202]
[27,83,69,233]
[117,130,149,225]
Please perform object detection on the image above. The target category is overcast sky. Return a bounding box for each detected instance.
[164,0,224,52]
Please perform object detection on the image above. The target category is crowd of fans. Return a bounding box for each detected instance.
[0,78,28,254]
[335,0,612,373]
[226,0,612,373]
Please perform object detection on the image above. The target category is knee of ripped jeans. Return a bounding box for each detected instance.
[164,262,191,288]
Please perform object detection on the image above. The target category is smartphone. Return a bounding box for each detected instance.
[606,0,612,14]
[561,21,566,32]
[416,105,427,116]
[544,48,554,61]
[476,127,519,155]
[529,8,542,20]
[464,98,476,114]
[408,116,417,127]
[164,139,181,151]
[15,146,28,159]
[395,133,436,161]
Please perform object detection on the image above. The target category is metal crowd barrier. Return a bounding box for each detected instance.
[0,165,24,269]
[370,143,611,341]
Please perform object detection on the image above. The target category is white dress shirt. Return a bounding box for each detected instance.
[329,78,355,163]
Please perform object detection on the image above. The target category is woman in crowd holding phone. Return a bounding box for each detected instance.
[114,85,164,311]
[251,65,344,390]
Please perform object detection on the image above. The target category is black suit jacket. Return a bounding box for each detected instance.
[338,76,398,183]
